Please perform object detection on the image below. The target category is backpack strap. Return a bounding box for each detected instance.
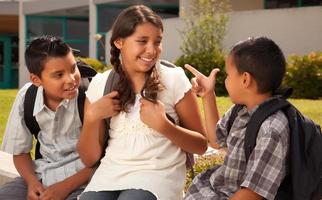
[244,98,290,161]
[24,84,42,159]
[77,78,89,124]
[160,59,176,68]
[77,59,97,123]
[102,70,120,151]
[227,104,244,134]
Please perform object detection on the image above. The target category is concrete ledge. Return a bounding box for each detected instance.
[0,151,19,186]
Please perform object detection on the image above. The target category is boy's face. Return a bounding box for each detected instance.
[30,51,81,110]
[224,55,244,104]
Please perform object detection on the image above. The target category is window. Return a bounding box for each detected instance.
[265,0,322,9]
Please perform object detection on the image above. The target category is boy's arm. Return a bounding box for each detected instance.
[229,188,263,200]
[185,64,221,148]
[13,154,44,199]
[39,167,94,200]
[202,92,220,149]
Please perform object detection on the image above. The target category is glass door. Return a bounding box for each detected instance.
[0,36,12,88]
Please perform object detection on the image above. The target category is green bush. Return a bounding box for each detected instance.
[283,52,322,99]
[175,50,227,96]
[78,57,111,72]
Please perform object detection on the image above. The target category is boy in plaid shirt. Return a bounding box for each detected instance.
[184,37,289,200]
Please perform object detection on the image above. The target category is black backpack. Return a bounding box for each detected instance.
[102,60,195,171]
[227,91,322,200]
[24,60,97,159]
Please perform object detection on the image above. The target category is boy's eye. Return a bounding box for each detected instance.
[52,72,63,78]
[71,66,76,73]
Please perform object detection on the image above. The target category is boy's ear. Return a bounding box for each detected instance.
[30,73,42,87]
[242,72,253,88]
[114,38,123,49]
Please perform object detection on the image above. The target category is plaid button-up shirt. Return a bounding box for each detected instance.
[185,98,289,200]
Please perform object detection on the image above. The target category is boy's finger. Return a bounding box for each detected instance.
[184,64,203,77]
[209,68,220,80]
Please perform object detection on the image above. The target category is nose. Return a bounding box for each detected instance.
[146,43,156,56]
[66,73,76,83]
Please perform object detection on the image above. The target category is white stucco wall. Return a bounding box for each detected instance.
[160,6,322,63]
[223,6,322,55]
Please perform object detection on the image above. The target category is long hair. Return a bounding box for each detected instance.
[110,5,164,112]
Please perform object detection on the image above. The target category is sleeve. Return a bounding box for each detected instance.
[172,67,191,104]
[1,83,34,155]
[85,70,111,103]
[240,112,289,200]
[216,105,234,148]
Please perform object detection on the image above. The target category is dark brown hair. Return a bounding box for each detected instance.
[25,35,71,77]
[229,37,286,94]
[110,5,164,112]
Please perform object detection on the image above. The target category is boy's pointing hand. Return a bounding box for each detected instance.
[184,64,220,97]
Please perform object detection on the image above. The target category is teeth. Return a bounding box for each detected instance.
[140,57,154,62]
[67,86,75,91]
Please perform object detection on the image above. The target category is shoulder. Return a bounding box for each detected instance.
[86,69,112,103]
[259,110,289,143]
[15,83,33,104]
[157,60,190,87]
[158,60,186,77]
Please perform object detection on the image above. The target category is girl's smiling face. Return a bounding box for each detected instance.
[114,22,163,76]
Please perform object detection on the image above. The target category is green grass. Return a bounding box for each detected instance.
[0,89,321,145]
[0,89,18,146]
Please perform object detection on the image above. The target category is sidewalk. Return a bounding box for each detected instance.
[0,151,19,186]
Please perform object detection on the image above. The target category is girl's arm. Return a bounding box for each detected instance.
[77,91,120,167]
[39,167,95,200]
[140,90,207,155]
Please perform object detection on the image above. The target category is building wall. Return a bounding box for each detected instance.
[159,6,322,63]
[0,16,18,33]
[223,6,322,55]
[230,0,263,11]
[18,0,322,86]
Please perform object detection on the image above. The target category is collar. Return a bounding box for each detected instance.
[33,86,72,116]
[248,96,280,116]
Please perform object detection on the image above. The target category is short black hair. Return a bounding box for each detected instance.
[25,35,71,77]
[229,37,286,94]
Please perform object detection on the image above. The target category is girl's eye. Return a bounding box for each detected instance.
[137,40,146,44]
[155,41,161,46]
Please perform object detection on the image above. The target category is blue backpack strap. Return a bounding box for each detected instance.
[24,84,42,159]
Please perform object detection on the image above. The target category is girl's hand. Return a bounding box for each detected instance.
[139,98,168,132]
[87,91,121,121]
[27,179,44,200]
[184,64,220,97]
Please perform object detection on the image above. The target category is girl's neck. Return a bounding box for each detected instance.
[125,70,146,94]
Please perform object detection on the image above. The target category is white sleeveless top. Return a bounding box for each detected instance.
[83,61,191,200]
